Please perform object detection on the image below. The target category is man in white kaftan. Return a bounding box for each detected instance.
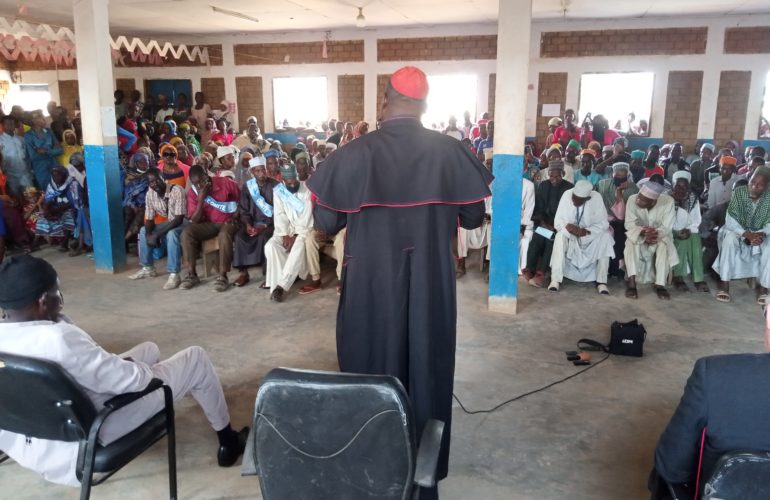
[624,181,679,299]
[0,255,247,488]
[519,178,536,272]
[549,180,614,293]
[264,163,314,301]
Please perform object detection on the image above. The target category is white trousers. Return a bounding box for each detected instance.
[0,342,231,487]
[713,231,770,287]
[624,240,670,287]
[265,234,309,292]
[306,228,345,280]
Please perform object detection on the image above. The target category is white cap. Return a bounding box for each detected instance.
[573,180,593,198]
[217,146,234,159]
[248,156,266,168]
[325,143,338,151]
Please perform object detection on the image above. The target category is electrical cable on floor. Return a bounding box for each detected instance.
[452,352,611,415]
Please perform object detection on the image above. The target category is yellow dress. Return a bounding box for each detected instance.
[58,144,83,166]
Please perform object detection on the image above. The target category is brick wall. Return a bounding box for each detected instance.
[115,78,136,98]
[714,71,751,147]
[724,27,770,54]
[58,80,79,113]
[488,73,496,119]
[376,74,391,118]
[377,35,497,61]
[663,71,703,149]
[535,72,567,147]
[235,76,264,132]
[6,58,76,71]
[234,40,363,65]
[540,28,707,57]
[200,77,226,114]
[337,74,364,123]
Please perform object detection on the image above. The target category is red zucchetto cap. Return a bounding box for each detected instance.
[390,66,429,100]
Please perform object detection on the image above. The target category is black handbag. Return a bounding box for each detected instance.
[578,319,647,357]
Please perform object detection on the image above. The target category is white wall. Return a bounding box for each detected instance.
[11,14,770,140]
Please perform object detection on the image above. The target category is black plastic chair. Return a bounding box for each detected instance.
[241,368,444,500]
[0,351,177,500]
[655,450,770,500]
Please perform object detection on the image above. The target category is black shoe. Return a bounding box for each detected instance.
[270,286,285,302]
[217,426,249,467]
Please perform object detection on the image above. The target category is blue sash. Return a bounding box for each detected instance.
[246,178,273,217]
[192,185,238,214]
[274,183,306,215]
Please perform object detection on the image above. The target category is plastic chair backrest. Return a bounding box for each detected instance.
[0,351,96,442]
[703,450,770,500]
[252,368,417,500]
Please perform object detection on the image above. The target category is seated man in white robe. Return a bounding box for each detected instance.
[519,177,536,273]
[0,256,248,488]
[456,196,491,277]
[549,180,614,294]
[264,163,314,302]
[713,167,770,305]
[624,180,679,300]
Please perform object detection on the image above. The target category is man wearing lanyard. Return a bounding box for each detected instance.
[179,165,241,292]
[549,180,615,294]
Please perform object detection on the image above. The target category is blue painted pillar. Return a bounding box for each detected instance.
[488,0,532,315]
[73,0,126,273]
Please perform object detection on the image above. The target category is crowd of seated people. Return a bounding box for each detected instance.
[485,108,770,305]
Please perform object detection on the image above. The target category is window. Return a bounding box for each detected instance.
[423,74,477,132]
[272,77,328,130]
[759,71,770,139]
[6,84,51,115]
[578,72,654,137]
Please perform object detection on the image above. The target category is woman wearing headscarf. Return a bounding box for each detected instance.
[195,151,215,176]
[212,99,230,122]
[178,122,201,152]
[353,121,369,139]
[57,129,83,167]
[157,143,189,188]
[339,122,355,147]
[582,114,620,146]
[123,150,151,245]
[159,119,177,144]
[201,117,217,147]
[33,165,89,254]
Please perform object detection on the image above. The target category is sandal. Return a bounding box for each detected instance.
[654,286,671,300]
[213,276,230,292]
[758,294,768,306]
[259,281,269,290]
[716,290,731,303]
[625,287,638,299]
[179,274,201,290]
[548,281,559,292]
[596,283,610,296]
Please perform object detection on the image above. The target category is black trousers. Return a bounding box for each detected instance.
[419,486,439,500]
[608,219,627,278]
[526,231,554,273]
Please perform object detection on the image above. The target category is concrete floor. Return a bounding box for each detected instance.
[0,248,766,499]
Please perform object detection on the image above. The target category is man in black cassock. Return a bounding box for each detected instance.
[306,66,493,500]
[232,156,278,288]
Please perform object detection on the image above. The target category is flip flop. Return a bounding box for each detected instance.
[655,287,671,300]
[625,287,638,299]
[716,290,731,303]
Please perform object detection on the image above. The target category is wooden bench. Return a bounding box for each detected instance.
[202,237,220,278]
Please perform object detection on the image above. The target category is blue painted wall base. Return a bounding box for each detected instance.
[84,144,126,273]
[488,153,523,313]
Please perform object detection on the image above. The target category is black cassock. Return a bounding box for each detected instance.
[233,177,278,268]
[307,118,493,479]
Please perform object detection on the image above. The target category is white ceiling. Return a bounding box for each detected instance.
[0,0,769,37]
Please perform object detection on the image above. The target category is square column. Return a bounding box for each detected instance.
[488,0,532,315]
[73,0,126,273]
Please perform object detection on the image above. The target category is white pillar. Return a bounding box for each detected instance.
[488,0,532,315]
[73,0,126,273]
